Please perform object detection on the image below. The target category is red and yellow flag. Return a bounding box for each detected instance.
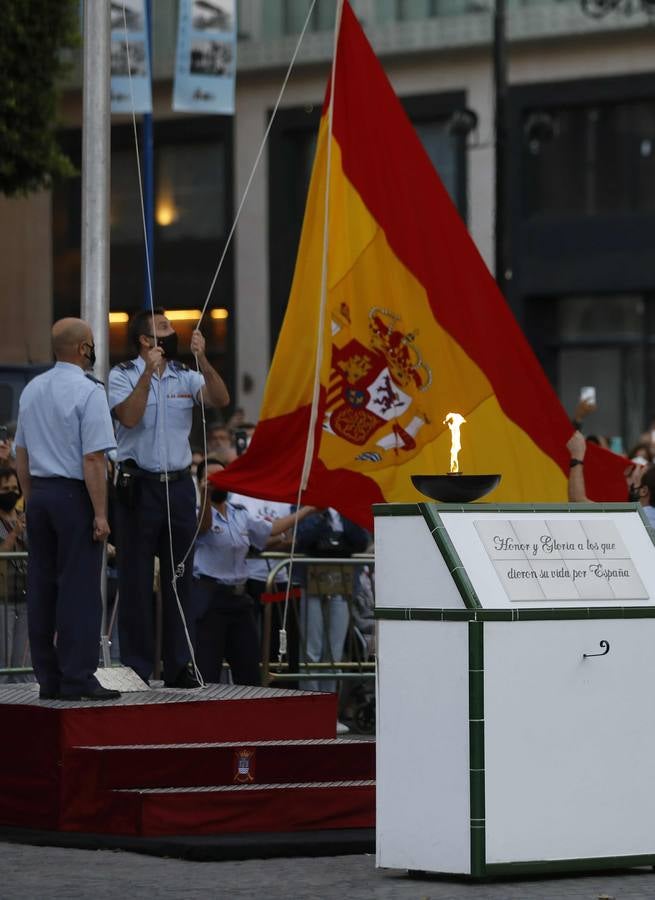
[216,1,627,527]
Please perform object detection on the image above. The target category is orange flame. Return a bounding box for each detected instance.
[443,412,466,474]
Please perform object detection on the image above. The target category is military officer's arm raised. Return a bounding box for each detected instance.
[111,344,163,428]
[190,329,229,409]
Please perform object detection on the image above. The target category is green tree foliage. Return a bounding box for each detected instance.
[0,0,79,197]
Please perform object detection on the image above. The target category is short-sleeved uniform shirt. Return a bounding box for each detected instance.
[193,503,272,586]
[15,362,116,479]
[107,356,205,473]
[229,493,292,584]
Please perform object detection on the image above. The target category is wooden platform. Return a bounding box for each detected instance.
[0,684,375,841]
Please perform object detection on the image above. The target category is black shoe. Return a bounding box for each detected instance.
[60,684,121,701]
[164,666,202,689]
[39,688,59,700]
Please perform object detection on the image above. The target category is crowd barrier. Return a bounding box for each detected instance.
[258,553,376,732]
[0,551,31,679]
[0,551,378,733]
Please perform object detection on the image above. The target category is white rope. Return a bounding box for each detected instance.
[122,3,204,686]
[120,1,320,685]
[195,0,319,329]
[278,0,345,656]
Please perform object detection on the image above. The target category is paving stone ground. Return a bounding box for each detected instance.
[2,843,655,900]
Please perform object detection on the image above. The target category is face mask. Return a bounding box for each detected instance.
[157,332,178,359]
[0,491,20,512]
[211,489,228,504]
[83,342,96,369]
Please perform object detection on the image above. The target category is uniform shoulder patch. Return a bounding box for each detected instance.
[117,360,136,371]
[230,502,246,511]
[85,373,105,386]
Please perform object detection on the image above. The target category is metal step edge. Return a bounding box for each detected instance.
[117,780,376,794]
[75,738,374,751]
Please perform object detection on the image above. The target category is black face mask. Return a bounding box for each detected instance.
[83,342,96,369]
[157,332,178,359]
[211,489,228,504]
[0,491,20,512]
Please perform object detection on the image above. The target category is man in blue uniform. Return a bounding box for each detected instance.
[193,459,315,684]
[108,308,229,688]
[14,318,118,701]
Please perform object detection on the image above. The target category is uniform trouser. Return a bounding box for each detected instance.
[26,478,103,695]
[192,578,260,686]
[116,475,196,684]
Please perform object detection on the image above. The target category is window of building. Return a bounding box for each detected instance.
[53,118,233,377]
[523,100,655,219]
[534,293,653,450]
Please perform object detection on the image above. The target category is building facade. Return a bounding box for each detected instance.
[1,0,654,447]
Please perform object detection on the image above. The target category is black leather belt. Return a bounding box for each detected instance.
[120,461,190,483]
[195,574,246,595]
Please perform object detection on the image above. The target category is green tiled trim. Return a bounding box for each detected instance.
[468,621,485,877]
[374,608,473,621]
[416,502,642,514]
[372,503,420,517]
[375,606,655,621]
[419,504,481,609]
[485,853,655,877]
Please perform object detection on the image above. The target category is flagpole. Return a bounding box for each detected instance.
[81,0,111,380]
[493,0,509,297]
[299,0,345,492]
[80,0,111,666]
[142,0,155,308]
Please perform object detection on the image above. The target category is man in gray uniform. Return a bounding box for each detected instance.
[15,318,118,701]
[108,308,229,688]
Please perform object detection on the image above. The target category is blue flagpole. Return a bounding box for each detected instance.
[142,0,154,308]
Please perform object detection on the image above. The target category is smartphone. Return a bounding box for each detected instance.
[234,429,248,456]
[580,386,596,405]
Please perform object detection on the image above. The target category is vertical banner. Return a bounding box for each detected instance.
[173,0,237,114]
[110,0,153,114]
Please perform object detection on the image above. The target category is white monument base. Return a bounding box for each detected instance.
[375,502,655,877]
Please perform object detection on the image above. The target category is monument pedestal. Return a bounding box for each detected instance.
[375,502,655,877]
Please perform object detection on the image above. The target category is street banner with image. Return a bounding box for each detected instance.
[212,1,628,528]
[173,0,237,114]
[110,0,152,114]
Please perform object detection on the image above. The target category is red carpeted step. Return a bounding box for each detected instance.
[0,684,341,833]
[68,738,375,791]
[0,684,338,752]
[128,781,376,836]
[60,738,376,833]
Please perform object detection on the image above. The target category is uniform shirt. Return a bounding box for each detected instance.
[193,503,272,586]
[15,362,116,479]
[229,493,291,584]
[107,356,205,473]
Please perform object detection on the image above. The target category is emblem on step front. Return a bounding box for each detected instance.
[233,748,256,784]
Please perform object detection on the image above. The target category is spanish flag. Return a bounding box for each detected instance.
[217,1,626,527]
